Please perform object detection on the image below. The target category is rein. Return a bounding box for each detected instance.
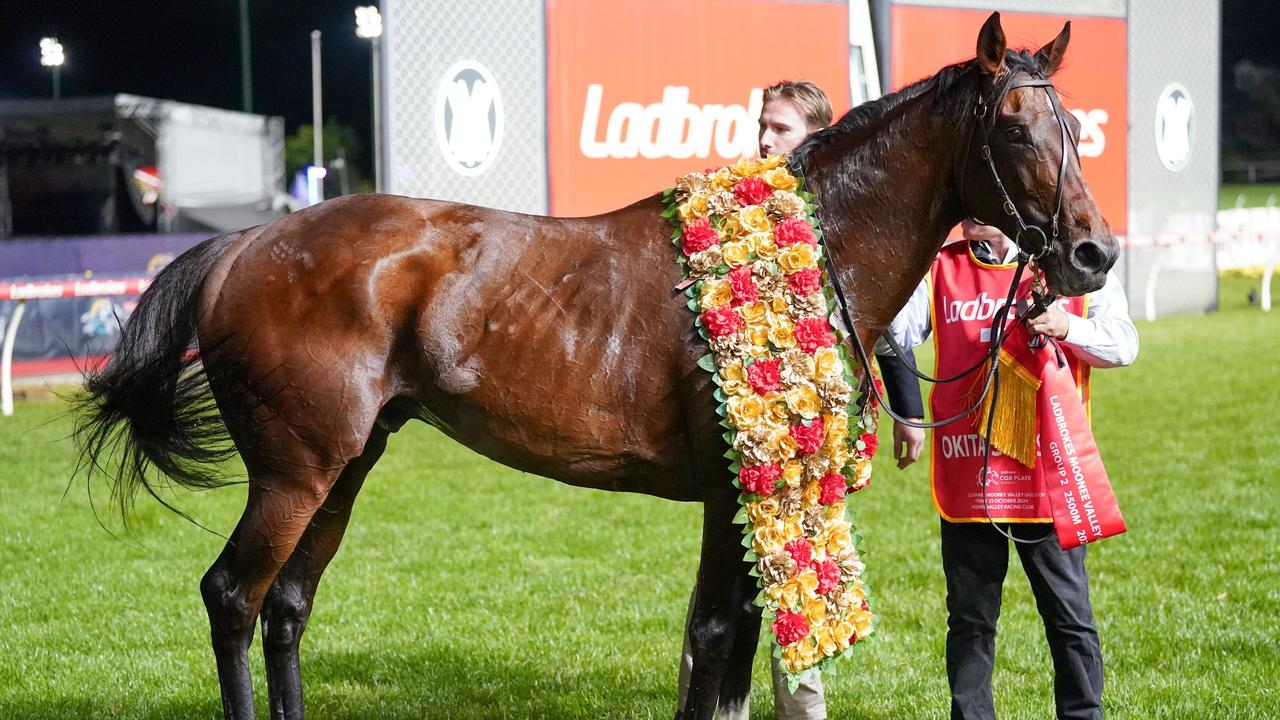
[810,69,1079,544]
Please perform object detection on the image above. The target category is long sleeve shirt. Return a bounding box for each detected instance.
[879,242,1140,369]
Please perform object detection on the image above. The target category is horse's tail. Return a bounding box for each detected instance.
[74,232,240,517]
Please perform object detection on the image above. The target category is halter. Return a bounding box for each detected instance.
[958,73,1079,260]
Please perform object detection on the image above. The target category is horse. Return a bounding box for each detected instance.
[75,13,1116,720]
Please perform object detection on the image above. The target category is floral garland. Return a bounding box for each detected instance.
[663,155,880,683]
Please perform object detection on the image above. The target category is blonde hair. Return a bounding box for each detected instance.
[762,80,833,131]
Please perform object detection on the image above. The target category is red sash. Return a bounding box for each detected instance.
[928,244,1087,524]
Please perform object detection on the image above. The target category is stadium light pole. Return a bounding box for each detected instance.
[355,6,384,193]
[39,37,64,101]
[310,29,324,202]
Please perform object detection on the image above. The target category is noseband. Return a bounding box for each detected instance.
[958,73,1079,259]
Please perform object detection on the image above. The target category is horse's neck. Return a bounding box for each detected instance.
[805,109,966,343]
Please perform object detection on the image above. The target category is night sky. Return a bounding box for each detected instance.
[1,0,1276,178]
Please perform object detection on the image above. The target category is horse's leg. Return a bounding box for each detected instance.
[259,428,389,720]
[200,462,343,719]
[680,493,758,720]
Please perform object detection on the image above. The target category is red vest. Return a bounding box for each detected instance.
[928,243,1089,523]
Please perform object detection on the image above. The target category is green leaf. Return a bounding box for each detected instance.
[787,676,800,695]
[728,460,742,473]
[741,530,755,548]
[695,353,716,372]
[733,506,748,524]
[743,548,760,563]
[687,297,699,312]
[714,388,728,403]
[754,588,767,605]
[722,431,736,445]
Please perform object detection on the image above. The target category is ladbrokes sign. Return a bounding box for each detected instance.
[547,0,849,217]
[891,7,1128,234]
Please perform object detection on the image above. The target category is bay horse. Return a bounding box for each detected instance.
[76,13,1116,720]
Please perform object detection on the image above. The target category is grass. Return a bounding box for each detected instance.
[1219,182,1280,209]
[0,276,1277,719]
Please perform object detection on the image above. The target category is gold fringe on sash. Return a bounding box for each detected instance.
[977,349,1041,468]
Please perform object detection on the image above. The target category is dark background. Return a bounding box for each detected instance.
[1,0,1276,180]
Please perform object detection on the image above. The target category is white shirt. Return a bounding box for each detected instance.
[880,242,1139,368]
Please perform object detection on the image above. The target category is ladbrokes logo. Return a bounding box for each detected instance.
[435,60,503,176]
[578,84,763,160]
[941,292,1008,325]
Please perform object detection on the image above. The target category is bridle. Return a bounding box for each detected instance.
[812,68,1081,543]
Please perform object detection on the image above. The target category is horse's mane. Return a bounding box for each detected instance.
[790,49,1046,175]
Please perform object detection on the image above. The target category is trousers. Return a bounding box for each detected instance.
[941,520,1104,720]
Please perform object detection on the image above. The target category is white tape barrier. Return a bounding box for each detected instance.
[1118,230,1278,320]
[0,278,150,417]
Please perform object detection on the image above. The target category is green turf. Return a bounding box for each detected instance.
[1,276,1277,719]
[1219,182,1280,209]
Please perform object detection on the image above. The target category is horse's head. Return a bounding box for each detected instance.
[957,12,1118,296]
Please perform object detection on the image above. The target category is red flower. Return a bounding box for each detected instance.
[784,539,814,571]
[816,558,841,595]
[773,610,811,646]
[791,416,826,455]
[702,306,743,338]
[727,265,759,307]
[740,463,782,496]
[788,267,823,296]
[681,218,720,256]
[733,176,773,206]
[818,473,847,505]
[775,218,817,247]
[746,358,782,395]
[793,317,836,355]
[859,432,879,457]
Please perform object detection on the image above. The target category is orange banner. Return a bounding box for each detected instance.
[546,0,850,217]
[891,7,1128,234]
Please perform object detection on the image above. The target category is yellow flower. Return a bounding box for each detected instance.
[699,279,732,310]
[783,460,804,488]
[749,232,779,261]
[759,154,787,171]
[754,523,787,557]
[748,324,771,350]
[815,624,840,658]
[825,413,849,448]
[747,497,781,525]
[710,169,735,191]
[677,194,709,223]
[802,480,822,506]
[719,362,751,397]
[771,431,799,463]
[740,301,767,324]
[804,597,828,626]
[769,323,797,350]
[824,520,853,556]
[763,391,789,424]
[813,347,841,379]
[770,294,789,313]
[834,620,855,651]
[769,570,819,611]
[728,394,766,429]
[782,639,820,674]
[720,215,742,238]
[738,205,771,234]
[785,386,822,420]
[731,156,761,178]
[721,241,751,267]
[782,514,806,543]
[779,243,818,274]
[764,166,799,191]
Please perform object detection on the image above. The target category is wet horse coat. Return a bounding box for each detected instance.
[76,14,1118,720]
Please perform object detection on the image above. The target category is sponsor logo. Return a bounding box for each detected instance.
[1070,108,1109,158]
[1155,83,1193,172]
[578,84,763,161]
[80,298,122,338]
[941,292,1007,325]
[435,60,503,176]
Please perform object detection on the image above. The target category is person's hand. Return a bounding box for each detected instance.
[893,419,925,469]
[1023,303,1070,340]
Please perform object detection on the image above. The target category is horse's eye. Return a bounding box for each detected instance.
[1004,126,1027,144]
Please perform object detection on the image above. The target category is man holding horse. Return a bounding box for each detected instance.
[883,219,1138,720]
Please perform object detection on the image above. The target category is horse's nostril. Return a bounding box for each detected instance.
[1072,241,1108,274]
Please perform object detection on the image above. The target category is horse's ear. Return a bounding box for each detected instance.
[976,12,1007,77]
[1035,22,1072,76]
